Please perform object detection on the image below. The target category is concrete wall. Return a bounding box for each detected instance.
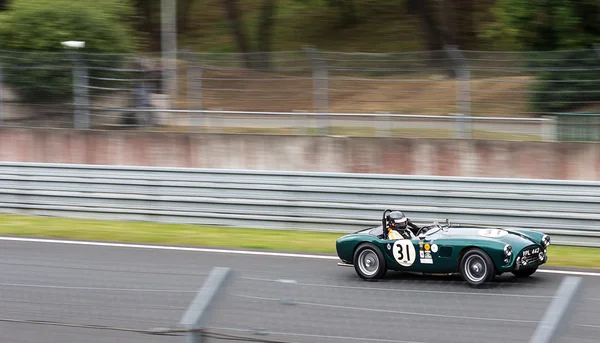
[1,127,599,180]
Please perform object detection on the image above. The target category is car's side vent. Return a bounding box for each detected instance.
[439,247,452,257]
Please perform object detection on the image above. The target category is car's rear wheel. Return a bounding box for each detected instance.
[353,243,387,281]
[459,248,495,287]
[512,267,538,278]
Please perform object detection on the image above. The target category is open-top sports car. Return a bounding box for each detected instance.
[336,209,551,286]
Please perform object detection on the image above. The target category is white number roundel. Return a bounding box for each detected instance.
[478,229,508,238]
[392,239,416,267]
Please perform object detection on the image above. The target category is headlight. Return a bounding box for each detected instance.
[504,244,512,257]
[542,234,551,247]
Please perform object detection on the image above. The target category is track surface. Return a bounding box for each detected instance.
[1,239,598,343]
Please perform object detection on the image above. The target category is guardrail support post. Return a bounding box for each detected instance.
[179,267,232,343]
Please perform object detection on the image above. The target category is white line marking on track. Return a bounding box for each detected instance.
[210,326,426,343]
[232,294,540,324]
[212,327,423,343]
[1,236,599,277]
[0,282,196,293]
[536,269,600,277]
[241,277,553,298]
[574,324,600,330]
[0,236,336,260]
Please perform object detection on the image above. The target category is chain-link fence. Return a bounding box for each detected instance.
[0,47,599,140]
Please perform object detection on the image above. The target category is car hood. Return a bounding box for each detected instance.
[438,226,540,248]
[352,225,541,250]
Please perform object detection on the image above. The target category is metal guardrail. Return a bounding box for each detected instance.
[1,162,599,247]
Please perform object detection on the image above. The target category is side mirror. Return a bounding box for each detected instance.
[418,233,427,240]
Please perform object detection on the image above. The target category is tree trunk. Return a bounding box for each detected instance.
[437,0,458,46]
[331,0,358,28]
[178,0,195,33]
[222,0,254,69]
[406,0,446,51]
[257,0,277,70]
[133,0,160,51]
[454,0,475,49]
[406,0,456,77]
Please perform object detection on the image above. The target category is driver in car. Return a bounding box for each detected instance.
[386,211,421,239]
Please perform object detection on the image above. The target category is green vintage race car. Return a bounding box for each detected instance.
[335,209,551,286]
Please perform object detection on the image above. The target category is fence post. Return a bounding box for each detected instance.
[161,0,177,110]
[185,50,203,131]
[72,51,90,130]
[542,116,557,142]
[0,61,3,126]
[179,267,232,343]
[182,50,191,129]
[303,46,329,135]
[444,45,471,139]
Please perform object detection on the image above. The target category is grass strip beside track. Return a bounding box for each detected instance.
[0,214,598,269]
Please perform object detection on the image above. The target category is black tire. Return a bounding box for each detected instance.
[459,248,495,287]
[512,267,538,278]
[353,243,387,281]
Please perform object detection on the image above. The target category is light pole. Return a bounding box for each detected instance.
[62,40,89,129]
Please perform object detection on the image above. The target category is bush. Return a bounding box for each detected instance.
[527,49,600,114]
[0,0,140,103]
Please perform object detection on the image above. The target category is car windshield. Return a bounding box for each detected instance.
[422,221,449,237]
[368,226,383,236]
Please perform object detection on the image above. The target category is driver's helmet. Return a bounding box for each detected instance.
[387,211,408,231]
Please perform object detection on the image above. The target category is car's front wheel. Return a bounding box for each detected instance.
[512,267,538,278]
[353,243,387,281]
[459,248,495,287]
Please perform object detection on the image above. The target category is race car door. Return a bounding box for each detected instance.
[384,237,437,272]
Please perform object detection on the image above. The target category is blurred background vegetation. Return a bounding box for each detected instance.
[0,0,596,54]
[0,0,597,113]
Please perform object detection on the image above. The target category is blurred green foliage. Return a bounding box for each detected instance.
[0,0,140,103]
[483,0,600,114]
[528,50,600,114]
[483,0,599,51]
[0,0,597,114]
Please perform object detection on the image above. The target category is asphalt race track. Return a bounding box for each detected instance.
[1,238,599,343]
